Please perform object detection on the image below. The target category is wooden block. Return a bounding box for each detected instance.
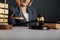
[0,23,8,25]
[0,19,4,22]
[0,14,8,18]
[0,9,8,14]
[0,3,8,8]
[4,19,8,22]
[0,19,8,22]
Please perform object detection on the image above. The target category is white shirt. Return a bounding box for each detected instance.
[23,13,29,21]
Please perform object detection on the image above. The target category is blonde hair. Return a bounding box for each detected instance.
[16,0,33,6]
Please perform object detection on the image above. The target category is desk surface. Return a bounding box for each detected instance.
[0,27,60,40]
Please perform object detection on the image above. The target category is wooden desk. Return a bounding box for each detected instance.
[0,23,60,30]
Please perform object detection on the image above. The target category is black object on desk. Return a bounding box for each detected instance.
[29,14,49,30]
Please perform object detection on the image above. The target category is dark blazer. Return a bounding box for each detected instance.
[8,6,38,26]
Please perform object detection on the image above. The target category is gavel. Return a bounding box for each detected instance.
[37,13,44,26]
[29,13,45,29]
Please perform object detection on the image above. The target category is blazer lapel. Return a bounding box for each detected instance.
[27,7,33,21]
[15,7,26,22]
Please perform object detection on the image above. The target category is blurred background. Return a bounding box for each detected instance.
[0,0,60,23]
[0,0,60,40]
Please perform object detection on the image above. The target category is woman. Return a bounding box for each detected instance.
[9,0,39,27]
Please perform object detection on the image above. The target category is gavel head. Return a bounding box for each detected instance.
[37,13,44,22]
